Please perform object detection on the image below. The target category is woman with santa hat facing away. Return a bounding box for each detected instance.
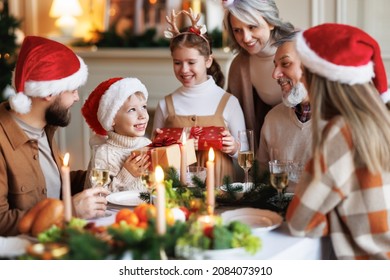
[286,23,390,259]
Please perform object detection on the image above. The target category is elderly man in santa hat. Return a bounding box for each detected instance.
[0,36,109,236]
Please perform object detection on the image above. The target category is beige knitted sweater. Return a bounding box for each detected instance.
[85,132,151,192]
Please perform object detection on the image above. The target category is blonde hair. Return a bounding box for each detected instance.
[305,69,390,174]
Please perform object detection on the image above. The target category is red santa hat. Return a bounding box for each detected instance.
[296,23,390,103]
[10,36,88,114]
[81,77,148,136]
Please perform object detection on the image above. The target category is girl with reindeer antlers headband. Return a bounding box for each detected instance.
[222,0,295,155]
[152,9,246,187]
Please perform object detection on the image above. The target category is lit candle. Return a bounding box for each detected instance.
[180,132,187,185]
[61,153,72,222]
[155,165,166,235]
[197,214,216,227]
[206,148,215,214]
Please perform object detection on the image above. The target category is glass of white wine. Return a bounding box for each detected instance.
[269,160,289,210]
[90,144,111,217]
[238,130,254,189]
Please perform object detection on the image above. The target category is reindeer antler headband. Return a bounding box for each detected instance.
[164,8,208,41]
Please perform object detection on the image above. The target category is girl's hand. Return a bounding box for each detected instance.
[221,130,238,156]
[124,152,150,177]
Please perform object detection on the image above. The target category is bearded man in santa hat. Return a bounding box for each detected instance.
[0,36,109,236]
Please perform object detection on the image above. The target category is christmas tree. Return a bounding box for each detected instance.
[0,0,21,102]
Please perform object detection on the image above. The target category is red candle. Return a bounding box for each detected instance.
[155,165,166,235]
[61,153,72,222]
[206,148,215,214]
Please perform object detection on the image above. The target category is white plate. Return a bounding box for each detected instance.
[106,191,144,206]
[221,208,283,234]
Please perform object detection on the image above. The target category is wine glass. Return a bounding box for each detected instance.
[90,144,111,217]
[268,160,289,210]
[238,130,254,189]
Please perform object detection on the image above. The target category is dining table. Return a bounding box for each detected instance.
[87,202,334,260]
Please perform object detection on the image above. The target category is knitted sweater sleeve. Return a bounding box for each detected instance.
[286,119,350,237]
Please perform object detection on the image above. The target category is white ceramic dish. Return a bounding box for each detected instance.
[221,208,283,234]
[106,191,144,206]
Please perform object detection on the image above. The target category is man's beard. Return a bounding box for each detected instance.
[282,82,308,108]
[45,98,71,127]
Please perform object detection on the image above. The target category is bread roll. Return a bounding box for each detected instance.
[31,199,64,237]
[18,199,51,234]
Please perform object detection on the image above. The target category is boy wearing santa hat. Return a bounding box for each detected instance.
[286,23,390,259]
[0,36,109,236]
[82,77,151,193]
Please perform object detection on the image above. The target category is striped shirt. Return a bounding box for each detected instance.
[286,116,390,259]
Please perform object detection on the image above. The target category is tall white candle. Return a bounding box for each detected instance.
[61,153,72,222]
[155,165,166,235]
[206,148,215,213]
[180,132,187,185]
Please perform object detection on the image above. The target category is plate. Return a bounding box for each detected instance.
[221,208,283,234]
[106,191,144,206]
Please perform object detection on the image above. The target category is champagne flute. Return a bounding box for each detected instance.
[90,144,111,217]
[238,130,254,189]
[269,160,289,210]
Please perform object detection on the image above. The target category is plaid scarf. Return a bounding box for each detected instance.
[294,103,311,123]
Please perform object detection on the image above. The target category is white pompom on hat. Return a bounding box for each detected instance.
[296,23,390,103]
[81,77,148,136]
[10,36,88,114]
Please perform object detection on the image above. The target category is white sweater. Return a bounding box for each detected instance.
[85,132,151,192]
[152,76,246,151]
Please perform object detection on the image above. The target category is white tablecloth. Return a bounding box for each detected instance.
[89,206,333,260]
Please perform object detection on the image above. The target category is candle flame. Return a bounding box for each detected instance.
[155,165,164,183]
[63,153,70,167]
[208,148,215,162]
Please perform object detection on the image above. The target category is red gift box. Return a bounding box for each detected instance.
[152,128,184,143]
[190,126,225,151]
